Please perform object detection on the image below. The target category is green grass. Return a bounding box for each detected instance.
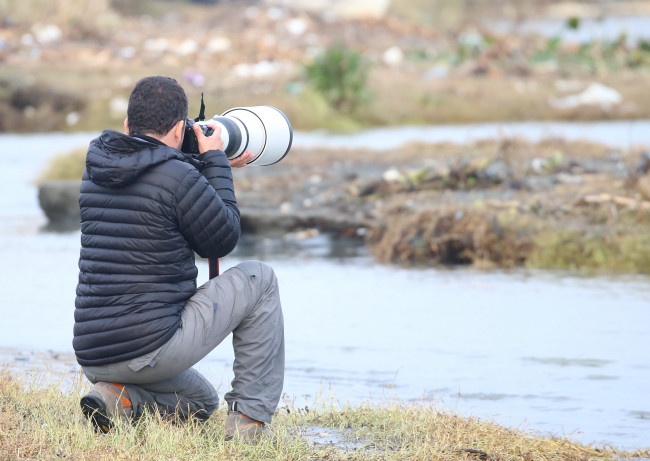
[528,230,650,273]
[1,369,645,460]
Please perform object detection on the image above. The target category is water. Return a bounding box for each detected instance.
[487,16,650,46]
[295,119,650,151]
[0,129,649,450]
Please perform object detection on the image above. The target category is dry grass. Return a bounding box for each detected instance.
[0,0,112,26]
[1,369,645,461]
[3,0,650,133]
[37,147,86,182]
[38,137,650,273]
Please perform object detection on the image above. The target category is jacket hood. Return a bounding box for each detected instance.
[86,130,198,188]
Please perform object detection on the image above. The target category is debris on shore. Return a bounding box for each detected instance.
[35,135,650,272]
[234,138,650,272]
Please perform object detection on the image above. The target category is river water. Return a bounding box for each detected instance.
[487,15,650,47]
[0,125,649,450]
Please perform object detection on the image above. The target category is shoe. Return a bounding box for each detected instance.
[80,382,133,433]
[225,411,271,441]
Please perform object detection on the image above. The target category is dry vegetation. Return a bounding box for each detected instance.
[39,134,650,273]
[1,369,645,460]
[228,137,650,273]
[1,0,650,133]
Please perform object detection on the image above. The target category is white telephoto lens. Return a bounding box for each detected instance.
[221,106,292,166]
[209,116,249,159]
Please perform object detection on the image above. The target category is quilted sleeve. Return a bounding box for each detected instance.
[173,150,240,258]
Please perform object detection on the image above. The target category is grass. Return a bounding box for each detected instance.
[528,229,650,273]
[37,147,86,182]
[1,369,645,460]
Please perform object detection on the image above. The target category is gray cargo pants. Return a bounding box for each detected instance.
[81,261,284,424]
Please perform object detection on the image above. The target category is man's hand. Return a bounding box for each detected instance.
[230,151,254,168]
[194,121,224,154]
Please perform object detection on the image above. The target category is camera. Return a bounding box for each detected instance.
[181,106,293,166]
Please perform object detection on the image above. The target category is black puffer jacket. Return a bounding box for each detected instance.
[73,130,240,367]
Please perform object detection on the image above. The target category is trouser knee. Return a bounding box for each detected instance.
[199,393,219,420]
[236,260,277,292]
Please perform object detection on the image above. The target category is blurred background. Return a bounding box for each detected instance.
[1,0,650,452]
[2,0,650,132]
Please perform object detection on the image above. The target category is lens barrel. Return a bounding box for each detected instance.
[209,116,248,159]
[220,106,293,166]
[182,106,292,166]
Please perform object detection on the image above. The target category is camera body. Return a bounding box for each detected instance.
[181,119,214,155]
[181,106,293,166]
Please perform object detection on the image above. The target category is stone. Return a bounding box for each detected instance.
[262,0,391,20]
[37,180,81,231]
[549,82,622,110]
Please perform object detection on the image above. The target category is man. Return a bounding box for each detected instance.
[74,76,285,440]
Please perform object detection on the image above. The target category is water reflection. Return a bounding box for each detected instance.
[233,233,368,261]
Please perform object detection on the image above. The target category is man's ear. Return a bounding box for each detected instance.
[124,118,130,135]
[174,119,185,138]
[173,119,185,144]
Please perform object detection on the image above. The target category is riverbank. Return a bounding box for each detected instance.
[2,0,650,134]
[37,134,650,273]
[3,126,650,451]
[1,368,646,460]
[237,137,650,273]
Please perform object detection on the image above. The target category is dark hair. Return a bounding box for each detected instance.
[126,76,188,137]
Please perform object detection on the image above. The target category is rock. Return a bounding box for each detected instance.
[382,46,404,67]
[31,24,62,44]
[635,152,650,176]
[422,65,450,80]
[262,0,391,20]
[65,112,80,126]
[549,82,622,110]
[143,38,169,54]
[232,60,290,79]
[37,180,81,231]
[382,168,402,182]
[109,97,128,117]
[205,36,231,54]
[482,159,510,183]
[637,176,650,200]
[285,17,308,36]
[175,39,198,56]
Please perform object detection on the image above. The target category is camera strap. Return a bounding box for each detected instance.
[194,92,206,122]
[209,258,219,279]
[194,93,219,279]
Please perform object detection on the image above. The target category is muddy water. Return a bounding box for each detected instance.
[0,130,649,450]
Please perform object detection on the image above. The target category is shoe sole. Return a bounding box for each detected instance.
[80,395,113,434]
